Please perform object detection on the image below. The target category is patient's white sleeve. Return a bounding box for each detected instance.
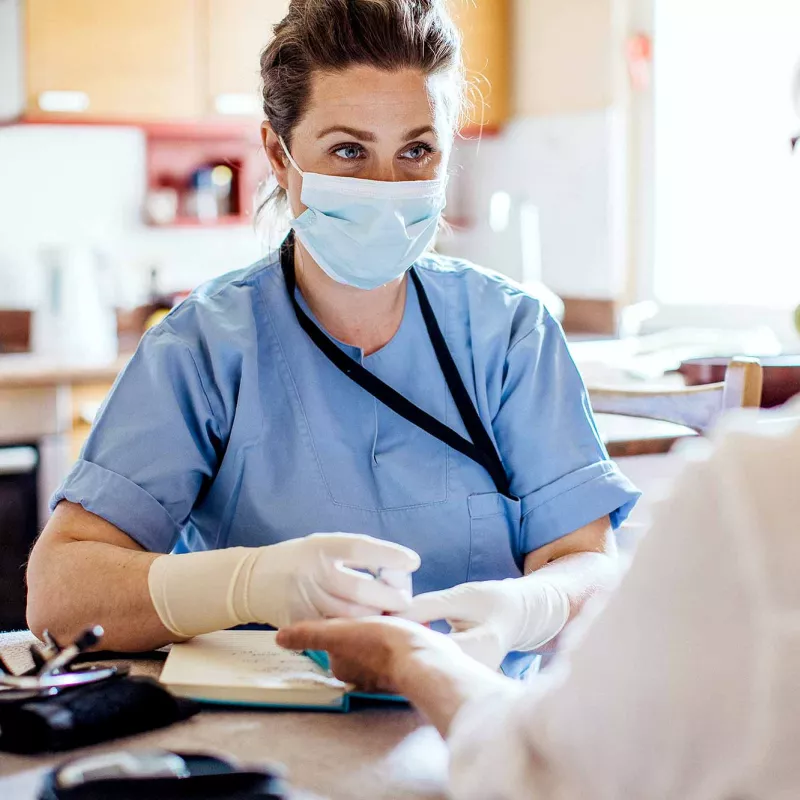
[447,401,800,800]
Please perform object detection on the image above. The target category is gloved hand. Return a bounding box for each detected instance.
[149,533,421,639]
[404,578,570,670]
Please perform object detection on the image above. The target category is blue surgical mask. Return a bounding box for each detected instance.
[280,137,447,290]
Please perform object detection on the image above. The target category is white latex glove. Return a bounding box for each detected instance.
[149,533,421,639]
[404,578,570,670]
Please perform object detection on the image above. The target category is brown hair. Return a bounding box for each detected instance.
[258,0,464,218]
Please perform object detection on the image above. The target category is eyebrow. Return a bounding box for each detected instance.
[316,125,435,141]
[317,126,377,142]
[404,125,434,139]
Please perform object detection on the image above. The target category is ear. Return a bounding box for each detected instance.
[262,122,289,190]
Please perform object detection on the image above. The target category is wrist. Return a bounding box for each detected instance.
[149,547,255,638]
[391,644,510,737]
[510,577,570,652]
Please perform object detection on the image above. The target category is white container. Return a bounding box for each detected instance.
[32,245,118,364]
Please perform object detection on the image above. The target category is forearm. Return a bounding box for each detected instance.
[523,548,620,652]
[393,647,543,800]
[26,538,171,652]
[393,647,513,737]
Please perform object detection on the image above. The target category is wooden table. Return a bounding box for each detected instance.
[596,413,697,458]
[0,632,449,800]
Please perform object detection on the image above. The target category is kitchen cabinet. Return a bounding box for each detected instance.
[205,0,289,117]
[0,446,38,630]
[449,0,511,130]
[20,0,511,126]
[23,0,287,122]
[25,0,201,120]
[513,0,614,117]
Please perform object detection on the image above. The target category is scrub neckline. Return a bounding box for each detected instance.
[291,273,419,364]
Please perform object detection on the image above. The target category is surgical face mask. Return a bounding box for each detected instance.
[279,137,447,290]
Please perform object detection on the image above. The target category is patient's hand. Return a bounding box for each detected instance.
[276,616,459,694]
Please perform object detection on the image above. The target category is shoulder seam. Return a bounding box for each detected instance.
[155,328,222,441]
[506,314,551,356]
[204,255,279,302]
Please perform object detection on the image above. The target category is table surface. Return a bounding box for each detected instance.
[0,353,696,457]
[596,413,696,457]
[0,632,449,800]
[0,354,129,388]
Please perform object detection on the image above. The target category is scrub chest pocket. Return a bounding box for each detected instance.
[468,493,524,582]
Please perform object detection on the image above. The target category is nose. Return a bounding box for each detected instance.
[364,158,402,183]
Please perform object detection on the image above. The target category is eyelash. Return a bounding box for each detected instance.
[330,142,437,163]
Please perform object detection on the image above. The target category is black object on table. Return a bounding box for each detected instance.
[0,675,199,754]
[38,751,289,800]
[0,627,198,754]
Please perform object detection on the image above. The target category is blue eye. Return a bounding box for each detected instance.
[333,144,364,160]
[400,143,435,161]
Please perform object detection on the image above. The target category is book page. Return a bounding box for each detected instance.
[160,630,347,692]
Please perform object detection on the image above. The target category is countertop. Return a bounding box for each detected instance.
[0,354,130,388]
[0,353,696,457]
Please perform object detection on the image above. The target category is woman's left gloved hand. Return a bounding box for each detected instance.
[403,578,570,670]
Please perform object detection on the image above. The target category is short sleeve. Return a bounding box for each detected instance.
[494,311,640,553]
[50,326,224,553]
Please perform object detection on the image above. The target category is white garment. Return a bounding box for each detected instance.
[447,397,800,800]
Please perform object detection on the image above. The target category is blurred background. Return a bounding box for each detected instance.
[0,0,799,626]
[2,0,800,352]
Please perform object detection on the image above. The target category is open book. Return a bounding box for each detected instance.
[159,630,404,711]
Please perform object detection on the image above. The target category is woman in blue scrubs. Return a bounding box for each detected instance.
[27,0,639,672]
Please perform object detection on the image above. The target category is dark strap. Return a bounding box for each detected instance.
[280,235,514,499]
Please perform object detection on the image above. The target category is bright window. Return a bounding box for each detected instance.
[654,0,800,307]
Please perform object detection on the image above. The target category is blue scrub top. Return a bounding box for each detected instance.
[52,249,640,675]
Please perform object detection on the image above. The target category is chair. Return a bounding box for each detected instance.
[588,357,763,458]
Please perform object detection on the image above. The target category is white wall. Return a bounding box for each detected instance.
[0,125,261,309]
[653,0,800,308]
[442,110,624,299]
[441,0,626,301]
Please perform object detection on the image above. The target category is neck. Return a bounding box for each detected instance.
[293,240,407,356]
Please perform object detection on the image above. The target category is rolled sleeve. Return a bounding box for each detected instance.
[519,460,640,553]
[51,459,179,552]
[494,310,641,553]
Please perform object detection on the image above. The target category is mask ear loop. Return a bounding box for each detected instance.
[278,136,304,175]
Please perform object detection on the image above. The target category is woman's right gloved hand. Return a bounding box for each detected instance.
[148,533,421,639]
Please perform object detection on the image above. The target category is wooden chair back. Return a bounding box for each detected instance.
[588,357,763,434]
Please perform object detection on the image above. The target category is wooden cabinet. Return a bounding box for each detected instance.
[449,0,511,130]
[24,0,287,122]
[21,0,511,127]
[25,0,201,120]
[205,0,289,117]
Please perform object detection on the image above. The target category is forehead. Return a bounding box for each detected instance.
[300,66,445,133]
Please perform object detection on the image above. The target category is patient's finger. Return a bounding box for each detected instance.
[277,620,346,651]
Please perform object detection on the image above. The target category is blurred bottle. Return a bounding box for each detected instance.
[183,164,235,221]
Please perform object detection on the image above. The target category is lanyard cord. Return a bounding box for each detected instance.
[281,234,514,499]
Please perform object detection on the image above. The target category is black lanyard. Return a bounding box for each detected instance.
[280,234,515,499]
